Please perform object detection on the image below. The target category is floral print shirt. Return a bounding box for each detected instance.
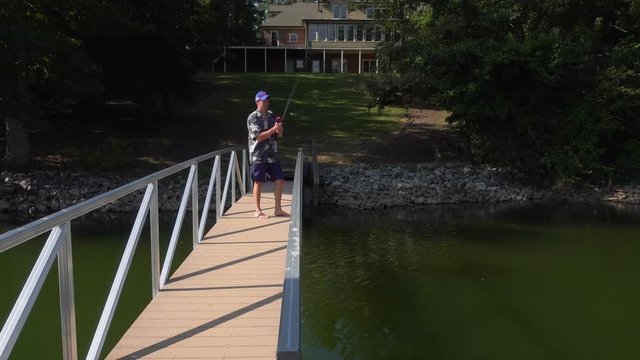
[247,110,279,164]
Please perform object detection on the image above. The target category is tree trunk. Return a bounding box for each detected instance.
[4,117,31,169]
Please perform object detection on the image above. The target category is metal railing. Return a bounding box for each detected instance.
[0,146,249,360]
[277,149,304,360]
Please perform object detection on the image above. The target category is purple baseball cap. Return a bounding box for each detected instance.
[255,91,270,101]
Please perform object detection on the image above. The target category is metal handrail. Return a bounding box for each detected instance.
[0,147,245,253]
[277,148,304,360]
[0,146,249,360]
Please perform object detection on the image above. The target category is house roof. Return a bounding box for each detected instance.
[263,1,369,28]
[263,2,320,27]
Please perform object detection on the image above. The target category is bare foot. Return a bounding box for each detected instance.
[274,210,290,217]
[255,211,269,219]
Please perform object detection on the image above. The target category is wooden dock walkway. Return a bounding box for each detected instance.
[106,182,293,359]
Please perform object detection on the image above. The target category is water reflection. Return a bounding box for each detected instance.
[302,203,640,360]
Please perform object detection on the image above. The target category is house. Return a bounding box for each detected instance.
[221,0,382,74]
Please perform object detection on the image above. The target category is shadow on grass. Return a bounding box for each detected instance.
[29,73,457,173]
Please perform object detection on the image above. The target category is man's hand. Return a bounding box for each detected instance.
[274,122,283,135]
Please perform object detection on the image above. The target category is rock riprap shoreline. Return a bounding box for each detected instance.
[0,170,212,215]
[319,164,640,209]
[1,165,639,215]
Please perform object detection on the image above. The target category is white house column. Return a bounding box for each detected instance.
[284,48,287,72]
[323,50,326,73]
[358,50,362,74]
[376,57,379,74]
[340,50,344,73]
[223,48,227,73]
[244,49,247,73]
[264,48,267,72]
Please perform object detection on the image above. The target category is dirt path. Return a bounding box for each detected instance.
[339,107,468,165]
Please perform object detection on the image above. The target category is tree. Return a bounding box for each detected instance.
[80,0,260,116]
[0,0,99,168]
[1,0,262,168]
[370,0,640,182]
[597,0,640,178]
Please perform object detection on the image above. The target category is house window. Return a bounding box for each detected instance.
[328,24,336,41]
[333,5,346,19]
[308,24,317,41]
[318,24,327,41]
[289,33,298,43]
[375,26,384,41]
[366,8,375,19]
[356,25,363,41]
[271,31,279,46]
[296,59,304,70]
[337,25,345,41]
[332,58,347,73]
[362,59,376,73]
[347,25,354,41]
[364,25,374,41]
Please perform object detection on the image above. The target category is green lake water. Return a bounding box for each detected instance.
[2,202,640,359]
[301,203,640,360]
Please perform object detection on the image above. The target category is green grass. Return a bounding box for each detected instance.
[30,73,405,172]
[194,73,403,165]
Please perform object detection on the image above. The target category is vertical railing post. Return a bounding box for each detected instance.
[242,149,247,194]
[150,181,160,297]
[216,155,221,221]
[58,222,77,360]
[198,157,221,241]
[312,139,319,207]
[220,152,236,216]
[231,152,236,204]
[191,164,199,248]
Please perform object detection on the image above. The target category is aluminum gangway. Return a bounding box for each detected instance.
[0,147,302,360]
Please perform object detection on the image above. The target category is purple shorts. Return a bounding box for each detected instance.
[251,161,284,182]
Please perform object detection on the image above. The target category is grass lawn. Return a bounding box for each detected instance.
[26,73,405,173]
[192,73,404,167]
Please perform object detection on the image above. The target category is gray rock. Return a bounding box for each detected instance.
[0,184,16,196]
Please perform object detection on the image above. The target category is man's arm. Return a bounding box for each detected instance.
[248,114,282,143]
[256,125,280,142]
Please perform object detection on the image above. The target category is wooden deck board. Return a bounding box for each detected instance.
[105,182,292,360]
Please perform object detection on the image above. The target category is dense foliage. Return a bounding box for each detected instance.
[369,0,640,183]
[1,0,261,168]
